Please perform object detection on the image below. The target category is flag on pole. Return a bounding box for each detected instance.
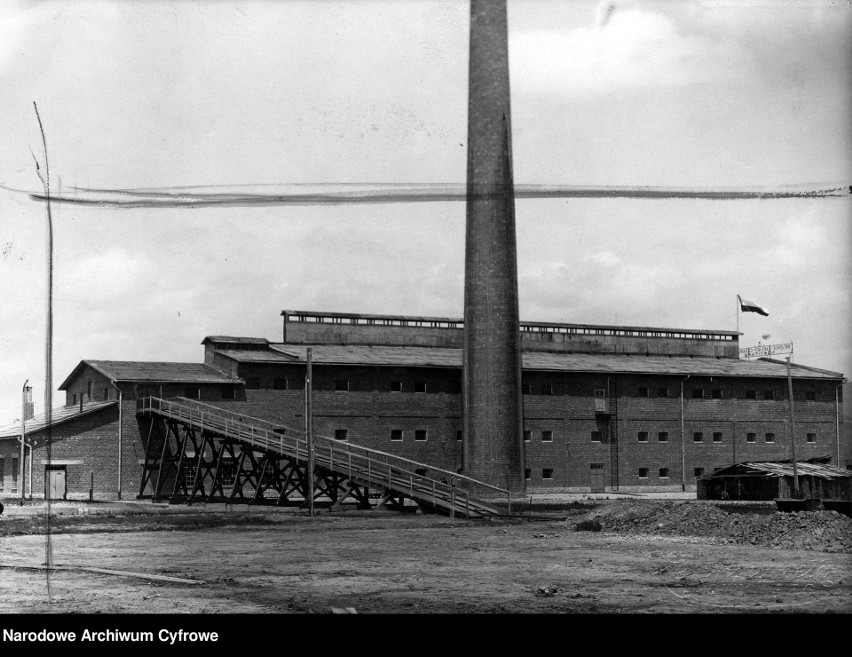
[738,295,769,316]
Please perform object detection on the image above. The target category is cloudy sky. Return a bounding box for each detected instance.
[0,0,850,422]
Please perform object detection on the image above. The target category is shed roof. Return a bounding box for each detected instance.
[0,400,117,438]
[261,344,843,379]
[58,360,241,389]
[704,461,851,480]
[201,336,269,345]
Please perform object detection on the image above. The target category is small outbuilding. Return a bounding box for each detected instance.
[697,457,852,501]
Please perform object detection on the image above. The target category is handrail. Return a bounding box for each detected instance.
[136,396,506,514]
[139,396,510,497]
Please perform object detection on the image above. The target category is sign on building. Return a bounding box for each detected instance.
[739,342,793,359]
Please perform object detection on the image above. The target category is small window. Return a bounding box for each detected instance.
[657,387,669,398]
[638,468,649,478]
[415,430,427,441]
[335,429,348,441]
[591,431,601,443]
[523,430,531,442]
[391,430,403,442]
[456,430,463,442]
[104,387,110,401]
[390,381,403,392]
[414,382,427,393]
[658,431,668,443]
[524,469,531,480]
[712,389,722,399]
[746,432,756,443]
[185,386,200,399]
[745,389,757,400]
[542,468,554,479]
[87,381,92,399]
[541,384,553,396]
[541,430,553,442]
[637,431,648,443]
[659,468,669,478]
[221,386,235,400]
[415,468,427,476]
[805,391,816,401]
[694,467,704,478]
[638,387,649,398]
[765,432,775,443]
[692,388,704,399]
[693,432,703,443]
[522,384,532,395]
[712,432,723,443]
[806,433,816,443]
[72,393,77,405]
[273,378,287,390]
[764,390,774,400]
[335,380,349,391]
[245,378,260,390]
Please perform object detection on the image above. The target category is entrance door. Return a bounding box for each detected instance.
[47,468,67,500]
[590,463,605,493]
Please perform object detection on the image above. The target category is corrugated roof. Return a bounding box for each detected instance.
[215,349,299,363]
[201,336,269,345]
[707,461,851,480]
[0,400,117,438]
[264,344,843,379]
[59,360,240,389]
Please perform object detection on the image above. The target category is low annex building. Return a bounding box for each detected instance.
[0,309,847,500]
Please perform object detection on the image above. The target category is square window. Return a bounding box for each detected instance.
[764,390,774,400]
[456,430,463,441]
[415,430,427,441]
[335,380,349,391]
[185,386,200,398]
[335,429,348,441]
[638,468,649,478]
[522,384,532,395]
[657,387,669,398]
[658,432,668,443]
[765,432,775,443]
[414,382,427,393]
[638,387,649,398]
[542,468,554,479]
[591,431,601,443]
[221,386,235,400]
[391,430,403,442]
[692,388,704,399]
[746,433,756,443]
[415,468,427,476]
[541,384,553,396]
[523,430,531,442]
[694,467,704,478]
[806,391,816,401]
[390,381,403,392]
[807,433,816,443]
[541,430,553,442]
[659,468,669,478]
[713,432,723,443]
[524,469,531,480]
[745,389,757,400]
[693,432,703,443]
[245,378,260,390]
[637,431,648,443]
[273,378,287,390]
[712,389,722,399]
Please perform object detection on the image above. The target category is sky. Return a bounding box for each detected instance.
[0,0,850,423]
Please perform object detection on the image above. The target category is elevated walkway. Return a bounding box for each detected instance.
[136,397,507,518]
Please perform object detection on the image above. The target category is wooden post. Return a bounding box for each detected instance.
[306,348,314,517]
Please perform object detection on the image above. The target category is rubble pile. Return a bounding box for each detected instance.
[585,501,852,553]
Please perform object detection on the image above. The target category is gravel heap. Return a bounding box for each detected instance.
[584,501,852,553]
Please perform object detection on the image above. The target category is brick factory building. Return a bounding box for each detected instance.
[0,309,847,501]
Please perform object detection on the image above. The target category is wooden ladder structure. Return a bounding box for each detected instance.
[136,397,508,518]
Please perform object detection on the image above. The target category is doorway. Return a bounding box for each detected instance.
[46,466,67,500]
[590,463,605,492]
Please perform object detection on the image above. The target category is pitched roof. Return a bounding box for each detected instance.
[704,460,851,480]
[58,360,241,389]
[0,400,117,438]
[215,349,299,363]
[264,344,843,379]
[201,336,269,345]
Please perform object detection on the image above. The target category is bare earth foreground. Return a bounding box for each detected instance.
[0,501,850,614]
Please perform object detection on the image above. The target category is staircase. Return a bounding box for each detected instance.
[136,397,506,518]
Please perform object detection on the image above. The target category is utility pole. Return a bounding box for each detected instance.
[19,381,30,506]
[786,356,799,497]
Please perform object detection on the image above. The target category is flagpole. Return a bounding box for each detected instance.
[736,295,739,341]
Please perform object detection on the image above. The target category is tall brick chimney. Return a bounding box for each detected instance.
[462,0,525,493]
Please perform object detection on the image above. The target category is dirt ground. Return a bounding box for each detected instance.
[1,502,850,615]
